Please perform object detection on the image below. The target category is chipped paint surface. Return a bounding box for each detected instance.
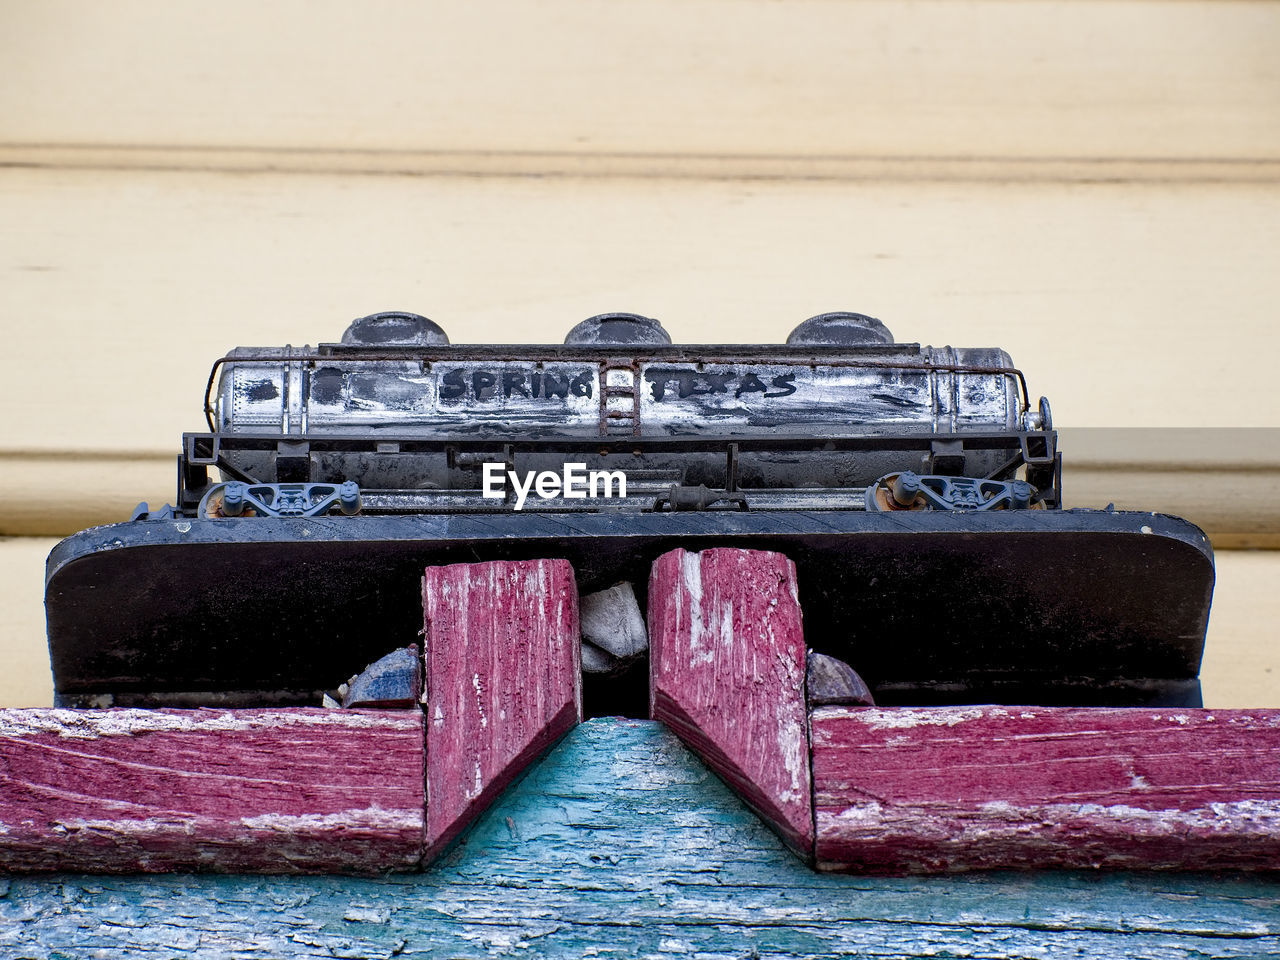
[236,807,423,833]
[822,798,1280,837]
[3,720,1279,959]
[421,558,581,860]
[816,705,1001,731]
[649,548,813,855]
[34,805,423,840]
[0,708,424,873]
[813,705,1280,872]
[0,707,420,739]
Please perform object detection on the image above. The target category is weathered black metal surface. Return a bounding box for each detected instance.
[176,429,1062,514]
[45,509,1213,708]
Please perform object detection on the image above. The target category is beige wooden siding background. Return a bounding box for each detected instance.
[2,0,1277,707]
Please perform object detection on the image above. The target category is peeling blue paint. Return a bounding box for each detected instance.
[3,719,1279,958]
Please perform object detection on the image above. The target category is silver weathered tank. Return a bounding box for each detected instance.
[211,311,1029,491]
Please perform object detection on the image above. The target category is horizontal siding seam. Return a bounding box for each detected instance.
[5,146,1280,184]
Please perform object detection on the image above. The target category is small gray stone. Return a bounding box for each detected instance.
[580,582,648,659]
[341,645,422,708]
[806,650,875,707]
[580,641,618,675]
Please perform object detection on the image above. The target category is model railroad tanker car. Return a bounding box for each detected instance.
[44,311,1215,710]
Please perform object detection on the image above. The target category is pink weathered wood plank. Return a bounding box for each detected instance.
[812,705,1280,873]
[0,708,425,874]
[648,547,813,855]
[422,558,581,860]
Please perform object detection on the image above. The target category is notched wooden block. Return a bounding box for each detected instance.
[648,547,813,856]
[812,705,1280,873]
[422,557,582,861]
[0,708,425,874]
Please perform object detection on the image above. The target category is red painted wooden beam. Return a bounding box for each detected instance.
[648,547,813,856]
[812,705,1280,873]
[422,558,582,860]
[0,708,424,874]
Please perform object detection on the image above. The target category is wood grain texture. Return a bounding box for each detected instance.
[3,1,1278,164]
[649,547,812,854]
[2,720,1279,959]
[812,705,1280,874]
[2,168,1278,556]
[4,171,1280,466]
[0,453,173,538]
[0,708,424,874]
[421,558,581,860]
[0,537,57,709]
[9,146,1280,186]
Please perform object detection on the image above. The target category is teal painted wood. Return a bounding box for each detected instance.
[3,718,1279,959]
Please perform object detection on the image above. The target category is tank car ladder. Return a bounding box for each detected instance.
[598,360,642,437]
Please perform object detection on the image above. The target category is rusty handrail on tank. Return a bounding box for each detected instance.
[187,429,1055,451]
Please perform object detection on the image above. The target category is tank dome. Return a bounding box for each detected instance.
[341,311,449,346]
[786,312,893,346]
[564,313,671,346]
